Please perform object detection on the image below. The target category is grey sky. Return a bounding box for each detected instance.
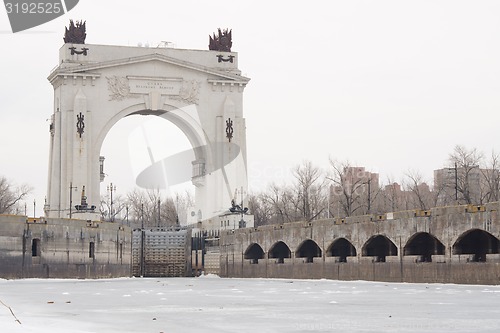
[1,1,500,212]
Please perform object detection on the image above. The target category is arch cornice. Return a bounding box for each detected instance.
[48,53,250,84]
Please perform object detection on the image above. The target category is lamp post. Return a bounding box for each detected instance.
[126,205,129,227]
[454,162,458,202]
[69,182,77,218]
[157,199,161,228]
[327,185,330,219]
[445,163,459,203]
[107,183,116,221]
[367,177,371,214]
[175,194,180,226]
[141,203,144,229]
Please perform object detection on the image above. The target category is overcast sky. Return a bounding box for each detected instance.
[1,1,500,213]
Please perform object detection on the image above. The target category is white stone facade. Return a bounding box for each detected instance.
[45,43,250,227]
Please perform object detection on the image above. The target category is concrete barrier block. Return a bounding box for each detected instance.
[486,253,500,262]
[346,256,359,263]
[403,255,420,263]
[385,256,400,263]
[432,255,447,263]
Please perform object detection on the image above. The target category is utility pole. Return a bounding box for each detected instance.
[367,177,371,214]
[140,202,145,277]
[454,162,458,202]
[157,199,161,228]
[126,205,129,227]
[175,194,179,226]
[327,185,331,219]
[69,182,77,218]
[107,183,116,222]
[33,199,36,218]
[141,203,144,229]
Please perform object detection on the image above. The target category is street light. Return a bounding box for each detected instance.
[454,162,458,202]
[126,205,129,227]
[69,182,77,218]
[107,183,116,222]
[141,203,144,229]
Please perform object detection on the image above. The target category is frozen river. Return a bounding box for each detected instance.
[1,276,500,332]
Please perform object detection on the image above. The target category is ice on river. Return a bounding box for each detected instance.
[1,276,500,332]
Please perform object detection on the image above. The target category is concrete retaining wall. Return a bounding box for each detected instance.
[0,215,131,279]
[221,257,500,285]
[220,203,500,285]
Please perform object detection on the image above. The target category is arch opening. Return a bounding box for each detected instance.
[296,239,322,263]
[32,238,41,257]
[100,113,194,186]
[96,104,207,165]
[362,235,397,262]
[268,241,291,264]
[404,232,445,262]
[327,238,357,262]
[244,243,265,264]
[452,229,500,262]
[99,114,195,225]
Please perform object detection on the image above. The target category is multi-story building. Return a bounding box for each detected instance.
[434,166,482,206]
[329,167,379,217]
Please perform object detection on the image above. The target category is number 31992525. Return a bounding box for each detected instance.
[5,2,63,14]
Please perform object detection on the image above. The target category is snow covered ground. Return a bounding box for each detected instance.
[1,276,500,333]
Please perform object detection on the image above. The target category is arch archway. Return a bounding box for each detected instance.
[45,43,250,227]
[296,239,322,263]
[453,229,500,262]
[362,235,397,262]
[268,241,291,264]
[404,232,445,262]
[244,243,265,264]
[326,238,357,262]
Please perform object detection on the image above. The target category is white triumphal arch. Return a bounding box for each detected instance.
[45,27,250,228]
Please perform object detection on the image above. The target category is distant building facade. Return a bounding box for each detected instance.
[330,167,380,217]
[434,166,482,206]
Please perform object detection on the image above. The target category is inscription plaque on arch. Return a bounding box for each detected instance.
[129,77,182,95]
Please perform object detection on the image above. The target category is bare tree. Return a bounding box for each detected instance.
[403,170,433,210]
[480,150,500,203]
[172,190,195,225]
[160,197,178,227]
[0,176,32,214]
[431,172,447,207]
[260,183,296,224]
[292,161,323,220]
[328,160,373,217]
[449,145,484,204]
[247,192,272,226]
[291,160,326,221]
[125,188,178,228]
[99,193,126,222]
[379,179,404,213]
